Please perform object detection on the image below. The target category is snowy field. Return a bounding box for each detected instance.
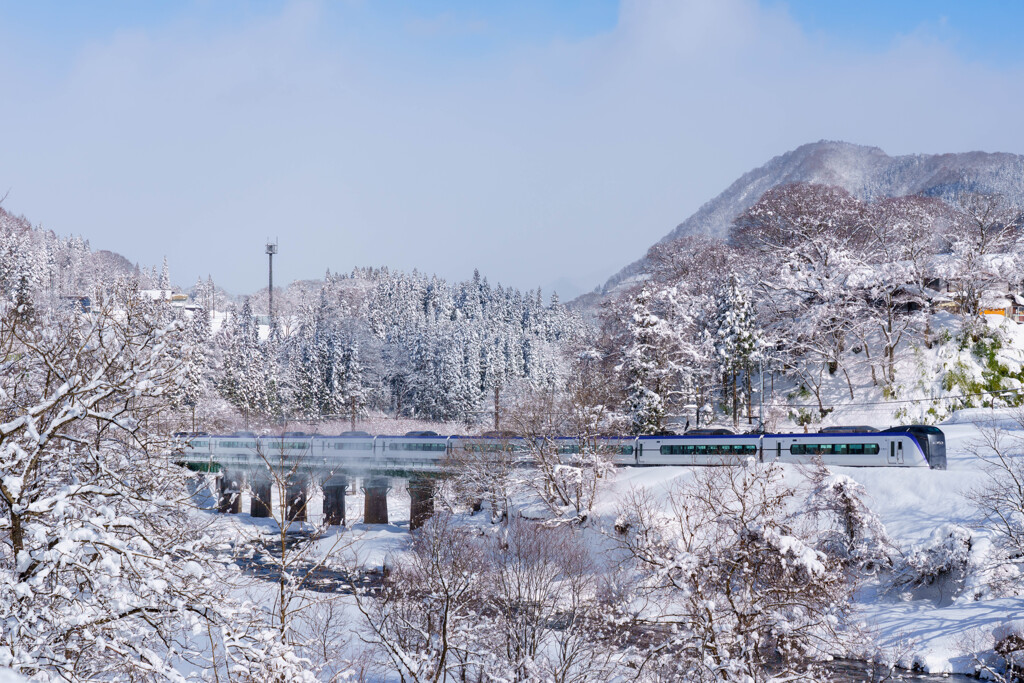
[841,420,1022,675]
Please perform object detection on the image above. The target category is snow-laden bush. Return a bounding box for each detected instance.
[892,524,973,603]
[993,621,1024,678]
[805,460,895,573]
[962,621,1024,683]
[612,463,853,682]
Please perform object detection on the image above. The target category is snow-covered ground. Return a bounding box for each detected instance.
[842,420,1019,674]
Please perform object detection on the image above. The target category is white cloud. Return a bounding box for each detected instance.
[1,0,1022,296]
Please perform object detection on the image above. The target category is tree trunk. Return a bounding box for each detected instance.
[732,374,738,429]
[494,385,500,432]
[746,372,753,425]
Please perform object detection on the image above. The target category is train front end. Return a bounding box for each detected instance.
[910,425,946,470]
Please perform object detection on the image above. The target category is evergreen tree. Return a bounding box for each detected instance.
[621,288,675,435]
[159,256,170,291]
[178,308,210,430]
[337,339,367,430]
[216,299,271,424]
[713,275,762,427]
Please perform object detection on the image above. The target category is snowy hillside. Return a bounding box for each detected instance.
[755,313,1024,431]
[593,140,1024,298]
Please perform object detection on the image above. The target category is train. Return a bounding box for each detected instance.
[178,424,947,471]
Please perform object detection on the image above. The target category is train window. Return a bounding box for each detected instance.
[561,444,634,455]
[662,443,756,456]
[390,442,447,452]
[791,442,880,455]
[333,442,372,451]
[220,440,256,449]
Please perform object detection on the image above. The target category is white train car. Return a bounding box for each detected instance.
[637,434,761,466]
[317,433,377,470]
[376,433,451,472]
[549,436,637,466]
[762,431,925,467]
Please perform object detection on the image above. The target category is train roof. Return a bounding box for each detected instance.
[818,425,878,433]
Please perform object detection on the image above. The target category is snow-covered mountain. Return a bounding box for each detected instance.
[590,140,1024,300]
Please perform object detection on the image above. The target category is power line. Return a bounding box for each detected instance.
[750,386,1024,409]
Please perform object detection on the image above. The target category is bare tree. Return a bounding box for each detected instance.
[241,435,357,669]
[0,283,313,681]
[442,432,531,524]
[938,190,1022,320]
[483,519,619,682]
[353,512,488,682]
[613,464,854,682]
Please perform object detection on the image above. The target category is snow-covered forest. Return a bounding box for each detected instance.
[600,182,1024,433]
[9,180,1024,438]
[206,267,586,432]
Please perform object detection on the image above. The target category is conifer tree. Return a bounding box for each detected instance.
[216,299,271,425]
[713,275,762,427]
[159,256,170,291]
[621,288,675,435]
[338,340,367,430]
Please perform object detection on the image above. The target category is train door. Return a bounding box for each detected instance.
[888,440,897,465]
[897,439,905,464]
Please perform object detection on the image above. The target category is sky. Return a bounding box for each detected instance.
[2,1,1024,299]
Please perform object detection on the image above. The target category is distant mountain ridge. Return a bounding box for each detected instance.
[592,141,1024,299]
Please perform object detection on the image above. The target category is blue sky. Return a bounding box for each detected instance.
[2,1,1023,298]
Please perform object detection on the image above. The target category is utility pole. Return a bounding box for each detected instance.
[758,353,765,433]
[266,241,278,320]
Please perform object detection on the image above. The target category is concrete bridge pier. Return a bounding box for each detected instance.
[286,480,308,523]
[323,476,348,526]
[408,477,436,531]
[217,473,241,514]
[363,478,391,525]
[249,478,272,519]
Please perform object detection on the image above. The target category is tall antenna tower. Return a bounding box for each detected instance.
[266,241,278,319]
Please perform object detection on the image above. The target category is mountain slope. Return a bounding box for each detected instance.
[593,141,1024,298]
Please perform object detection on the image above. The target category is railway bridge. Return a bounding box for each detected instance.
[177,426,944,529]
[178,433,456,529]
